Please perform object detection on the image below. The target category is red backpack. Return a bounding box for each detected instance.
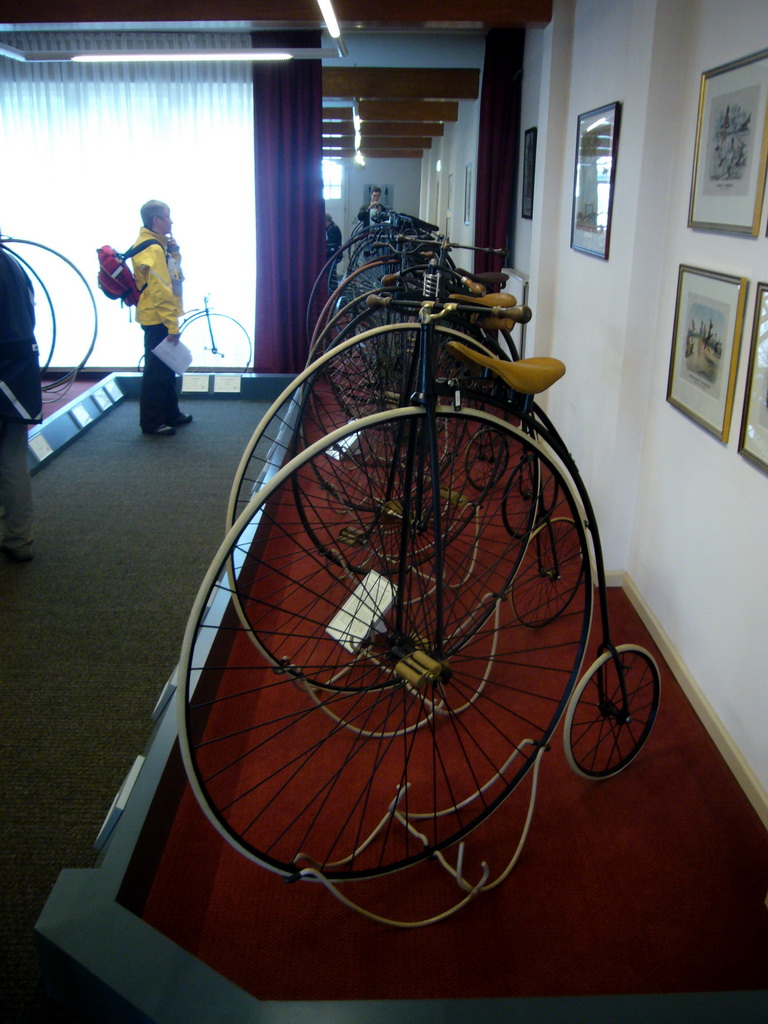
[96,239,161,306]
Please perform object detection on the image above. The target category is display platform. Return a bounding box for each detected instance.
[32,375,768,1023]
[35,593,768,1023]
[29,372,293,474]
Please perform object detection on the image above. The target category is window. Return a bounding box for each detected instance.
[322,158,344,200]
[0,31,255,370]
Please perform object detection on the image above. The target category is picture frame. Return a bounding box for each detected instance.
[688,48,768,235]
[521,127,537,219]
[570,102,621,259]
[738,281,768,472]
[666,265,747,443]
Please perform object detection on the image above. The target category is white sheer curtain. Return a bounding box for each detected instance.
[0,32,255,370]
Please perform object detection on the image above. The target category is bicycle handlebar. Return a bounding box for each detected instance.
[366,292,532,327]
[380,268,486,297]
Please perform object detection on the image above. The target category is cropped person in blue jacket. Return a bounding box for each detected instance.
[0,243,42,562]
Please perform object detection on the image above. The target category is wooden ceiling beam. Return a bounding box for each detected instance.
[361,149,426,159]
[365,137,433,149]
[323,122,444,138]
[364,122,443,137]
[0,0,551,27]
[332,0,551,28]
[324,142,431,154]
[358,99,460,123]
[323,136,432,151]
[323,148,427,159]
[322,106,354,121]
[366,122,444,138]
[322,67,480,101]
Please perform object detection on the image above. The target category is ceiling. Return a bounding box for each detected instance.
[1,0,551,159]
[322,69,481,159]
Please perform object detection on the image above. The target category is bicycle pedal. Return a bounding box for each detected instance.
[439,485,469,507]
[380,499,404,521]
[394,649,443,688]
[337,525,368,546]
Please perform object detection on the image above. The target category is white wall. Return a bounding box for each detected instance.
[414,33,489,263]
[420,97,484,257]
[522,0,768,804]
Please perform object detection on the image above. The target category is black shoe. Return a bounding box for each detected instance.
[1,543,33,563]
[142,424,176,436]
[172,413,193,426]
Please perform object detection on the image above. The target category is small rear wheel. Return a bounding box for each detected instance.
[564,644,660,779]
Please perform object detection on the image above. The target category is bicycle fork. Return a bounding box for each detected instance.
[389,308,448,665]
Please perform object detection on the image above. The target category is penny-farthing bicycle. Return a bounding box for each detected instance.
[176,298,660,925]
[227,253,530,532]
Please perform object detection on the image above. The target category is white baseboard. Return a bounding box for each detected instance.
[618,572,768,833]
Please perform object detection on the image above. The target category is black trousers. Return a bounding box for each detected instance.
[140,324,181,432]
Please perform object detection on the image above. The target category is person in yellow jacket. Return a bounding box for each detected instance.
[131,200,192,436]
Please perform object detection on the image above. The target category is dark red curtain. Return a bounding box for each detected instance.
[473,29,525,275]
[252,32,326,374]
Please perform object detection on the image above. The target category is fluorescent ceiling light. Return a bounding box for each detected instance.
[317,0,341,39]
[71,51,294,63]
[11,40,341,63]
[353,100,362,148]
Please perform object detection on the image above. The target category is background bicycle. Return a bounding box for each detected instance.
[180,294,253,374]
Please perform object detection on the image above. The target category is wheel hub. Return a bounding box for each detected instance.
[598,698,631,724]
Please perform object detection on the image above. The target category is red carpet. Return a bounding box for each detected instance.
[119,588,768,1001]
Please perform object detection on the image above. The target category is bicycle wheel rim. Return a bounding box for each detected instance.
[225,322,505,531]
[180,407,593,881]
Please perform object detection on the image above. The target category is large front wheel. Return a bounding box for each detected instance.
[179,407,593,881]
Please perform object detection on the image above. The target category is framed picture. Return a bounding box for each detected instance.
[667,265,747,442]
[688,48,768,235]
[738,282,768,472]
[570,102,621,259]
[521,127,537,219]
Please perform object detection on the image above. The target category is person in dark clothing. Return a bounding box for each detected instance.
[325,213,342,289]
[325,213,342,261]
[357,186,388,226]
[0,244,42,562]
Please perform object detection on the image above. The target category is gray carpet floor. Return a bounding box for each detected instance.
[0,396,269,1023]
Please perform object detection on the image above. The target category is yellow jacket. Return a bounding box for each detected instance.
[131,228,184,333]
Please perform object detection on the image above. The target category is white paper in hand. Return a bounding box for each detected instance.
[152,337,193,375]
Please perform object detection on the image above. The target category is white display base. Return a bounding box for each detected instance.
[93,755,145,852]
[28,374,124,471]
